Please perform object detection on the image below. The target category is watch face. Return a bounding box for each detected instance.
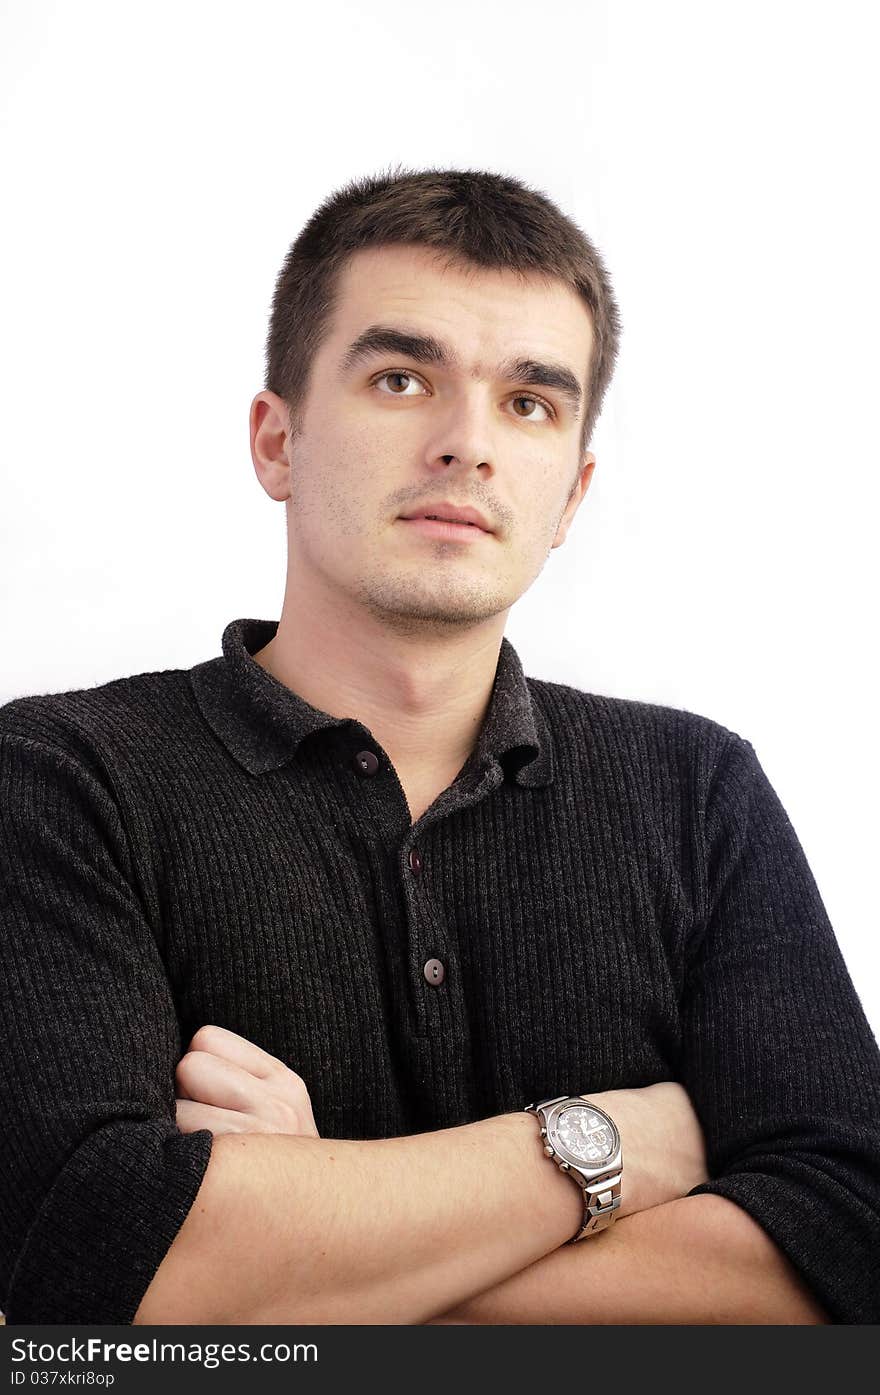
[556,1105,617,1165]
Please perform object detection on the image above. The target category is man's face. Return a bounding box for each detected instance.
[253,242,596,637]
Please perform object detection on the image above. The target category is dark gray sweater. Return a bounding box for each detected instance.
[1,618,879,1324]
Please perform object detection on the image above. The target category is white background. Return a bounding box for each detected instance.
[1,0,877,1035]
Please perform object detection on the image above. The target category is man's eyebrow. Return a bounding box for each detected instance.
[338,323,583,415]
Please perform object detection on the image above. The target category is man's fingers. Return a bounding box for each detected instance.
[176,1024,320,1138]
[175,1097,256,1136]
[186,1023,292,1080]
[176,1049,269,1113]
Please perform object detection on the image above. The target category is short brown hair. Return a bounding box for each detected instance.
[264,164,622,455]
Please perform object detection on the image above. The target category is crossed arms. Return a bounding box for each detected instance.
[132,1025,828,1326]
[4,728,875,1323]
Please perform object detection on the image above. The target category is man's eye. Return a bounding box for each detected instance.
[372,371,428,396]
[510,395,553,421]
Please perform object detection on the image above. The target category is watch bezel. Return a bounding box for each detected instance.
[544,1098,622,1176]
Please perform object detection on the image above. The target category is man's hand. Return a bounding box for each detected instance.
[174,1023,320,1138]
[425,1082,711,1324]
[580,1081,710,1215]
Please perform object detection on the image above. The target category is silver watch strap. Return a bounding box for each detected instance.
[569,1169,622,1241]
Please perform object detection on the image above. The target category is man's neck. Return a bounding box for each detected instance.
[251,588,507,783]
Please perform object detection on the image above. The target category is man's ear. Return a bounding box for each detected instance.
[250,390,294,503]
[552,454,596,549]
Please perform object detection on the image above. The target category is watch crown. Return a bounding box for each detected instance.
[560,1161,571,1171]
[543,1144,555,1157]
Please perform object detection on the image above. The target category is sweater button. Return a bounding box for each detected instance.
[423,957,445,986]
[409,847,422,875]
[353,749,379,776]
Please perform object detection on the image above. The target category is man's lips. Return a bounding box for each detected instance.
[397,518,492,541]
[399,502,493,532]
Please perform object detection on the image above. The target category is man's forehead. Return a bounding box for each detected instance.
[330,244,594,362]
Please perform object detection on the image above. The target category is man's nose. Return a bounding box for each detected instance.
[421,391,497,475]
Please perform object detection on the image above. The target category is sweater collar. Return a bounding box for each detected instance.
[189,617,553,787]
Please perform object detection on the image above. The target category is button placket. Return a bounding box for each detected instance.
[402,842,451,1009]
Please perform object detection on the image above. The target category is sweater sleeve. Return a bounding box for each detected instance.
[678,733,880,1324]
[0,724,214,1324]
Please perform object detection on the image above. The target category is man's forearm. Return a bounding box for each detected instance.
[134,1109,587,1325]
[428,1193,831,1325]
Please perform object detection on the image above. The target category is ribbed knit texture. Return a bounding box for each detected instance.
[1,617,879,1324]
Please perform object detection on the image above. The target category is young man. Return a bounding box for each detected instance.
[1,169,878,1327]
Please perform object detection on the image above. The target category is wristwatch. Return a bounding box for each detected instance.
[524,1095,623,1242]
